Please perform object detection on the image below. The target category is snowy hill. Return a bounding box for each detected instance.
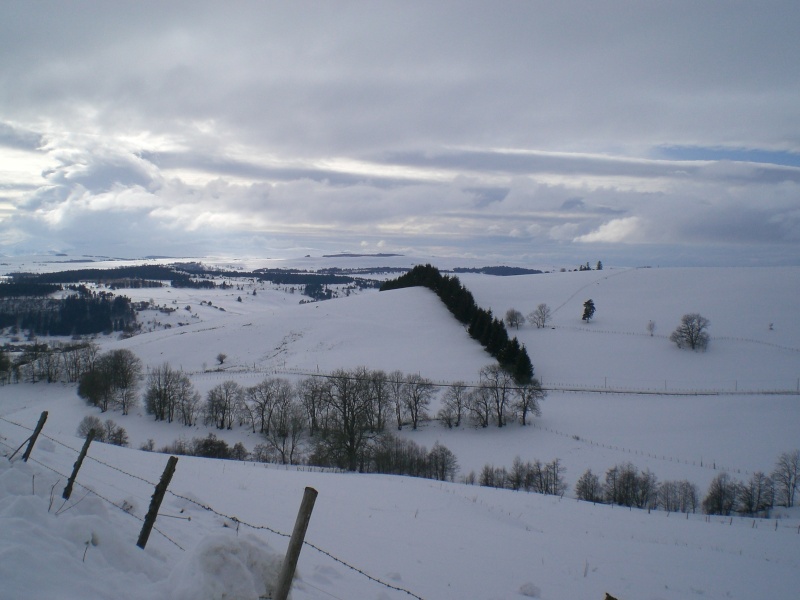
[1,257,799,599]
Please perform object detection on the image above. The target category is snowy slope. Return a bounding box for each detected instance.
[1,432,798,600]
[1,258,800,599]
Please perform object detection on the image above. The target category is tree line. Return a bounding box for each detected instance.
[122,362,464,480]
[51,345,543,476]
[1,340,100,385]
[137,364,541,471]
[479,453,800,517]
[0,289,136,337]
[474,457,567,497]
[380,264,534,384]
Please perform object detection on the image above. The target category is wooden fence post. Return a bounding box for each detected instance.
[274,487,318,600]
[21,411,48,462]
[63,429,95,500]
[137,455,178,549]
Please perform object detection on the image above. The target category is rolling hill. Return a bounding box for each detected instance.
[1,256,799,599]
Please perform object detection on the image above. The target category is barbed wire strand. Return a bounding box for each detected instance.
[0,437,184,551]
[0,419,426,599]
[165,489,426,600]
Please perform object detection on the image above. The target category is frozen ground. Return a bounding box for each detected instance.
[1,255,799,599]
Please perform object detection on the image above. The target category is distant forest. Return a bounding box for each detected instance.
[8,263,381,292]
[0,288,136,337]
[451,266,543,276]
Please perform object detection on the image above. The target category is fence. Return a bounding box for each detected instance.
[0,413,425,600]
[2,411,798,600]
[529,422,754,478]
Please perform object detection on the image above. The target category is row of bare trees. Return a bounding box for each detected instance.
[702,450,800,515]
[476,456,567,497]
[438,364,544,429]
[2,340,100,384]
[78,348,142,415]
[136,365,508,473]
[504,304,552,331]
[138,365,461,478]
[571,450,800,516]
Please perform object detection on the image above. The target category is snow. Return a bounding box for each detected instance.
[1,257,800,599]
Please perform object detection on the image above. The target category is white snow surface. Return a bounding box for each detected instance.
[1,256,799,600]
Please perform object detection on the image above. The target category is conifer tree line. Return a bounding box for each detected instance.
[380,264,534,384]
[0,287,136,337]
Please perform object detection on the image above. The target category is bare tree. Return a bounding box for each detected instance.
[297,376,329,435]
[575,468,604,502]
[636,468,660,509]
[514,380,544,425]
[670,313,710,351]
[772,449,800,507]
[367,369,390,432]
[319,368,374,471]
[678,480,700,513]
[145,363,182,422]
[387,369,407,430]
[702,472,740,515]
[467,386,492,428]
[246,377,285,434]
[646,320,656,337]
[205,380,243,429]
[438,381,469,428]
[263,394,306,465]
[480,364,515,427]
[106,349,142,416]
[428,442,459,481]
[528,303,551,329]
[403,373,435,430]
[78,365,115,412]
[738,471,774,515]
[504,308,525,330]
[78,349,141,415]
[77,416,127,446]
[103,419,129,447]
[175,374,201,426]
[77,415,105,440]
[36,347,62,383]
[660,479,700,513]
[61,341,98,383]
[216,352,227,365]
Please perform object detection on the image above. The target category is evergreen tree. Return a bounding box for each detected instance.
[582,299,596,321]
[512,343,534,384]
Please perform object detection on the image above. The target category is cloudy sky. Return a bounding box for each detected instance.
[1,1,799,266]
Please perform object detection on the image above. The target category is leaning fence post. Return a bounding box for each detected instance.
[274,487,318,600]
[137,455,178,549]
[63,429,95,500]
[21,411,48,462]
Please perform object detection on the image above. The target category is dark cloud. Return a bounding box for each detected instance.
[0,122,43,151]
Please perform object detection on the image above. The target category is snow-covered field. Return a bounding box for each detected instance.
[1,255,799,599]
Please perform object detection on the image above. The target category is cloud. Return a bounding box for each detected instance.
[574,217,644,244]
[0,2,799,265]
[0,122,43,151]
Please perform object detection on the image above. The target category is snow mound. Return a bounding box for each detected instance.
[166,533,284,600]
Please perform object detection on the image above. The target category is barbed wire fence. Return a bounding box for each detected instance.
[0,413,426,600]
[2,409,799,600]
